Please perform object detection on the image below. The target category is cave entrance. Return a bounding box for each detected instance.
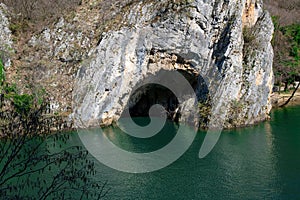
[128,69,201,122]
[129,83,180,120]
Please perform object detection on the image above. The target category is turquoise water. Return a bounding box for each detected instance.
[2,106,300,199]
[86,106,300,199]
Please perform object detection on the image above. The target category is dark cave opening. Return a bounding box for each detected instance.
[129,84,180,120]
[127,70,205,122]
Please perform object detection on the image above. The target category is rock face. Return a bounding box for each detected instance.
[0,0,273,129]
[73,0,274,129]
[0,3,13,68]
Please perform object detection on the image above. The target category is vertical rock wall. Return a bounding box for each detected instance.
[73,0,274,129]
[0,3,13,68]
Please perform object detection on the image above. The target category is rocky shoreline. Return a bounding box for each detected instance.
[271,90,300,108]
[0,97,74,137]
[2,90,300,136]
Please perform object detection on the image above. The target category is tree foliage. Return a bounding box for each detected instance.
[0,59,4,89]
[272,16,300,90]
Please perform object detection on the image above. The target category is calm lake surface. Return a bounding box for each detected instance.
[2,106,299,199]
[68,105,300,200]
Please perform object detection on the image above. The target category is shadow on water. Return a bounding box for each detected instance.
[79,106,300,199]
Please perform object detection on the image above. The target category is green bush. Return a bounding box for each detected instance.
[0,59,4,86]
[0,59,45,115]
[12,93,34,115]
[4,83,17,94]
[282,24,300,63]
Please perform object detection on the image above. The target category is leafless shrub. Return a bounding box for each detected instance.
[0,0,81,35]
[264,0,300,26]
[1,0,81,21]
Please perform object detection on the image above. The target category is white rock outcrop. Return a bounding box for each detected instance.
[73,0,274,128]
[0,3,13,68]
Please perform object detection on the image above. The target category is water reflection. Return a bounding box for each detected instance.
[76,106,300,199]
[264,122,274,150]
[267,106,300,199]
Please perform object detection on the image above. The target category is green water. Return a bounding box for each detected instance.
[86,106,300,200]
[2,106,300,199]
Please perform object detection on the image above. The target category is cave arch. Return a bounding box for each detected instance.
[125,68,209,122]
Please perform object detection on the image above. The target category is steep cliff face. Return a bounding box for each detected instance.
[0,0,274,129]
[0,3,13,68]
[72,0,274,128]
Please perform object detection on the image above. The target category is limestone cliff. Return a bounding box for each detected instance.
[0,0,274,129]
[73,0,274,129]
[0,3,13,68]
